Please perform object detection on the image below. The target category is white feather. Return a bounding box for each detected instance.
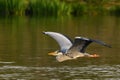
[44,32,72,50]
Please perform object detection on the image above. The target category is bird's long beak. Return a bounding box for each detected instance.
[48,51,58,56]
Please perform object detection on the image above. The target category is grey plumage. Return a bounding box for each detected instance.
[68,37,111,53]
[43,31,72,53]
[43,31,111,62]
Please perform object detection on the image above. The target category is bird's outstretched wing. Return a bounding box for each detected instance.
[90,39,111,48]
[67,37,92,53]
[43,31,73,52]
[67,37,111,53]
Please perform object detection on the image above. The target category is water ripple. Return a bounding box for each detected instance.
[0,65,120,80]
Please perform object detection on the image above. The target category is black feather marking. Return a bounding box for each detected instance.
[67,37,111,55]
[68,37,93,53]
[90,39,111,48]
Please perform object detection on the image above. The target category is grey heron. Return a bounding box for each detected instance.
[43,31,111,62]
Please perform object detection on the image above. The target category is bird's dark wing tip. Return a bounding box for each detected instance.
[105,44,112,48]
[90,39,112,48]
[98,41,112,48]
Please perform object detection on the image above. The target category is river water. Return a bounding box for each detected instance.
[0,15,120,80]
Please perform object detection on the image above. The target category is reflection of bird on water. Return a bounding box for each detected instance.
[43,31,111,62]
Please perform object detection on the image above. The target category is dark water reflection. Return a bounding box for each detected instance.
[0,16,120,79]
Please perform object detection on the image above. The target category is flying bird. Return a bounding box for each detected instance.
[43,31,111,62]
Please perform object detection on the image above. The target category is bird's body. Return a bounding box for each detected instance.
[43,31,111,62]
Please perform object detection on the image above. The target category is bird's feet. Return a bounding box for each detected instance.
[88,54,100,58]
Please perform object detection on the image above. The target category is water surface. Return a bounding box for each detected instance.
[0,16,120,80]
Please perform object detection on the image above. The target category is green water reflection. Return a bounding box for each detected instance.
[0,16,120,79]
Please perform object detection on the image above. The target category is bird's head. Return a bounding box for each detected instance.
[48,50,63,56]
